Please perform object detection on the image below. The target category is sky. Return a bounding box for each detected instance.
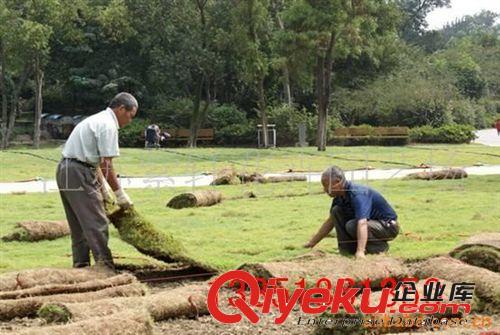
[426,0,500,30]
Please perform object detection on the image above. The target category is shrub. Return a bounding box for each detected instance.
[409,124,476,144]
[119,118,151,147]
[206,104,254,145]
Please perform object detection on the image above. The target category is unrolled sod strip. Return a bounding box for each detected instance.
[166,190,222,209]
[413,256,500,313]
[0,268,111,292]
[107,207,219,273]
[449,233,500,273]
[0,282,147,321]
[1,221,70,242]
[0,273,136,299]
[239,254,409,290]
[38,283,208,323]
[9,309,155,335]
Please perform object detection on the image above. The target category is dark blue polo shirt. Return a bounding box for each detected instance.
[330,181,397,221]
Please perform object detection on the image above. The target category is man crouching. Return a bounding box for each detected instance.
[304,166,400,258]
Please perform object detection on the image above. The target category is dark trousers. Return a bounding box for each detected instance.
[331,205,399,255]
[56,159,114,269]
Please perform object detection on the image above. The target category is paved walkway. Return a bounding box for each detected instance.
[474,128,500,147]
[2,165,499,194]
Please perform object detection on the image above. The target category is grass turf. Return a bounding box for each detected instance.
[1,175,499,273]
[0,144,499,182]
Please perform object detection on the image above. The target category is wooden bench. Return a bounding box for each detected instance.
[166,128,215,141]
[333,126,409,139]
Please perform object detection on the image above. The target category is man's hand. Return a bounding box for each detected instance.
[355,250,366,259]
[114,188,133,209]
[303,241,316,249]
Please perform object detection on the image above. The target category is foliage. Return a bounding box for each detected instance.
[409,124,476,144]
[206,104,254,145]
[118,118,150,148]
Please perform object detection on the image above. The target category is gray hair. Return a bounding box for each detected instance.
[321,165,345,184]
[109,92,138,111]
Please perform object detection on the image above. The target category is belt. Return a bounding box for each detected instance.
[63,158,96,169]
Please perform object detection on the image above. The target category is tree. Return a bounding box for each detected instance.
[396,0,450,43]
[283,0,400,150]
[229,0,273,148]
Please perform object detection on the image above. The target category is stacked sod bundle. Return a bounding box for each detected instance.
[38,282,209,323]
[1,220,69,242]
[0,269,146,321]
[449,233,500,272]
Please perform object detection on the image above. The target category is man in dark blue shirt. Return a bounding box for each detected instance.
[304,166,400,258]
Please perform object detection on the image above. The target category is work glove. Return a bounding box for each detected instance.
[100,180,115,206]
[114,188,133,209]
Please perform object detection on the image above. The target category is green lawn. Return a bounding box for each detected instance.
[1,175,499,273]
[0,143,499,182]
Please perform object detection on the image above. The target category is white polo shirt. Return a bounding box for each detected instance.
[62,107,120,165]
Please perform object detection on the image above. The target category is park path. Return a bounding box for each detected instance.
[1,164,499,194]
[474,128,500,147]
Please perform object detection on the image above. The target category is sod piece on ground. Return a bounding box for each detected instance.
[449,233,500,273]
[0,282,147,321]
[413,256,500,314]
[261,175,307,183]
[404,168,467,180]
[166,190,222,209]
[211,167,240,185]
[0,268,111,292]
[239,254,409,290]
[12,309,154,335]
[1,220,69,242]
[107,207,219,273]
[38,282,209,323]
[0,273,136,299]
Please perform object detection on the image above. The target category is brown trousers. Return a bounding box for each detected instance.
[56,158,114,269]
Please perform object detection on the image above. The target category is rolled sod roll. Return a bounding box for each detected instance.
[1,220,69,242]
[404,168,467,180]
[413,256,500,313]
[449,233,500,273]
[166,190,222,209]
[0,268,111,292]
[0,273,136,300]
[12,309,154,335]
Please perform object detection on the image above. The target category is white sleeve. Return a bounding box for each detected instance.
[97,127,120,158]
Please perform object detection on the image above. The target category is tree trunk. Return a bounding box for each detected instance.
[33,55,44,149]
[1,66,30,149]
[315,32,335,151]
[257,76,269,148]
[188,77,204,148]
[0,39,8,149]
[276,13,292,106]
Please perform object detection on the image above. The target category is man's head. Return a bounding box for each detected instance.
[109,92,138,127]
[321,166,346,197]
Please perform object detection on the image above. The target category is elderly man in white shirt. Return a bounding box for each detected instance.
[56,92,138,270]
